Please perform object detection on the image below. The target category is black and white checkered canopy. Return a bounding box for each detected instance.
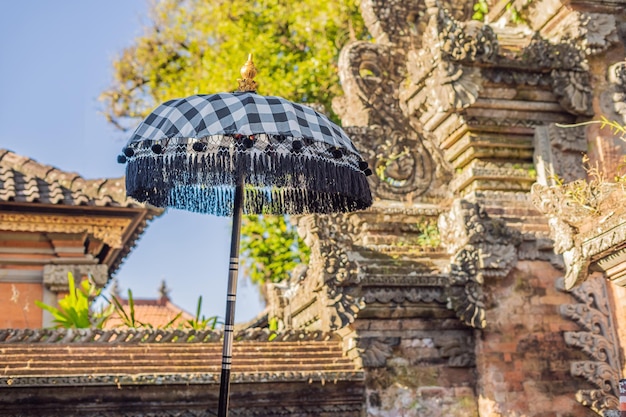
[119,92,372,215]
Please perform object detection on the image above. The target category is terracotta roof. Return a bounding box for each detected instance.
[104,296,196,329]
[0,148,143,208]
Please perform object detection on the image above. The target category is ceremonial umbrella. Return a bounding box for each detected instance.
[117,55,372,417]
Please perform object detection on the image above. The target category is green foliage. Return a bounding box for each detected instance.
[241,215,310,284]
[108,289,160,328]
[35,273,113,329]
[186,296,219,330]
[100,0,368,128]
[415,218,441,249]
[472,0,489,21]
[558,116,626,140]
[103,0,361,285]
[472,0,531,23]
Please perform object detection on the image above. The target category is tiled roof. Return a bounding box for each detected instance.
[104,296,195,329]
[0,148,143,208]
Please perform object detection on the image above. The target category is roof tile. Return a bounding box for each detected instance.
[0,149,145,208]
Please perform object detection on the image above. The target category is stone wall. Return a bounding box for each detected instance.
[476,261,590,417]
[265,0,626,416]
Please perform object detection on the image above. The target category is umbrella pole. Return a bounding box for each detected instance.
[217,177,244,417]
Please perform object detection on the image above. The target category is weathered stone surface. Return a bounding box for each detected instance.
[262,1,626,416]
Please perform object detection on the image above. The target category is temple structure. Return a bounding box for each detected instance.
[2,0,626,416]
[264,0,626,415]
[0,149,161,328]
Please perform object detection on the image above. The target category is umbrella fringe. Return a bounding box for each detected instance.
[125,151,371,216]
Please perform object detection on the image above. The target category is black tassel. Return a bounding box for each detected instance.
[124,138,372,215]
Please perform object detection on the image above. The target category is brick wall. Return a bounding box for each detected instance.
[476,260,592,417]
[0,282,42,328]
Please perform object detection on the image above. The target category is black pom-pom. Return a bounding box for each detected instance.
[123,147,134,157]
[292,140,303,152]
[332,148,343,159]
[117,155,127,164]
[364,168,373,176]
[359,160,369,170]
[151,144,163,154]
[243,137,254,148]
[192,142,207,152]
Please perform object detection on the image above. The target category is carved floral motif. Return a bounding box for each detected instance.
[357,337,399,368]
[558,276,620,416]
[43,264,109,292]
[0,213,129,248]
[551,69,594,116]
[439,200,521,328]
[293,214,365,330]
[334,39,448,201]
[607,60,626,124]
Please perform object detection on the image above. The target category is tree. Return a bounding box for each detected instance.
[102,0,367,284]
[241,215,310,285]
[101,0,367,129]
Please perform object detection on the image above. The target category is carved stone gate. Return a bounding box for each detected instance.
[266,1,626,416]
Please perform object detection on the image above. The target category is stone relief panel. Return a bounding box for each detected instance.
[289,214,365,331]
[439,200,522,328]
[334,40,451,202]
[357,337,400,368]
[43,264,109,292]
[527,2,620,56]
[345,126,443,203]
[359,0,473,49]
[602,60,626,125]
[558,276,621,417]
[401,7,498,123]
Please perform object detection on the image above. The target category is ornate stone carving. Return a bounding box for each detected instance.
[544,11,619,56]
[534,124,587,186]
[606,60,626,124]
[524,34,587,70]
[558,276,620,416]
[532,181,626,289]
[0,212,130,248]
[402,6,497,117]
[334,40,449,201]
[439,200,522,328]
[345,126,439,202]
[359,0,472,48]
[334,42,406,128]
[438,335,475,367]
[436,12,499,64]
[357,337,400,368]
[363,287,446,304]
[293,214,365,330]
[551,69,594,116]
[481,68,551,86]
[43,264,109,292]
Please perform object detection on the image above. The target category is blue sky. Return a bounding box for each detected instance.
[0,1,265,323]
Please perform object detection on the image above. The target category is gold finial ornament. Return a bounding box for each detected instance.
[237,53,258,92]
